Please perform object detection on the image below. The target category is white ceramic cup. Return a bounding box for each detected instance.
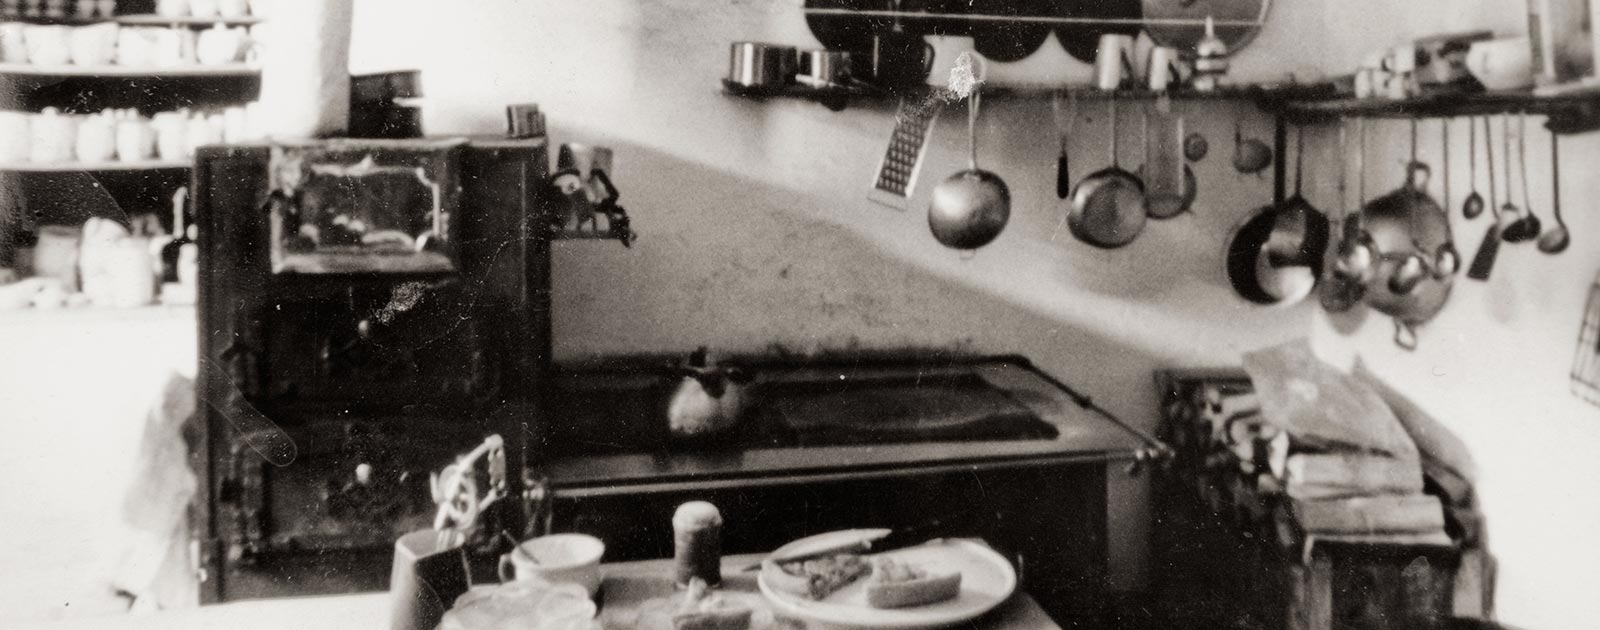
[1147,46,1181,92]
[0,111,30,162]
[75,112,115,162]
[497,534,605,598]
[1095,34,1136,91]
[924,35,987,88]
[0,22,29,63]
[156,0,190,17]
[24,24,71,66]
[116,27,154,67]
[1465,37,1534,91]
[152,112,189,159]
[28,107,75,163]
[150,28,196,67]
[217,0,247,18]
[196,25,244,65]
[68,23,118,66]
[116,118,155,161]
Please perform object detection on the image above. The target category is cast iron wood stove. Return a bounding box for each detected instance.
[191,137,556,602]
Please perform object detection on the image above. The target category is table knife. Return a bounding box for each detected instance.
[741,517,956,571]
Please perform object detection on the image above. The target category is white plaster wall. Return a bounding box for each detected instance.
[349,3,1598,628]
[1312,117,1600,630]
[348,0,1320,594]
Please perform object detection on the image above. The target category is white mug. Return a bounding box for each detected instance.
[116,117,156,161]
[196,25,245,65]
[24,24,71,66]
[0,22,29,63]
[28,107,76,163]
[924,35,987,88]
[116,27,155,67]
[1094,34,1136,91]
[1465,37,1534,92]
[1146,46,1182,92]
[68,23,118,66]
[150,28,196,67]
[75,111,116,163]
[0,111,31,162]
[152,112,189,160]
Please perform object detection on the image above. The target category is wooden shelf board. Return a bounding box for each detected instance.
[0,158,191,172]
[0,62,258,77]
[116,13,262,26]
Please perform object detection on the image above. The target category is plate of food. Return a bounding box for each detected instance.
[755,529,1016,630]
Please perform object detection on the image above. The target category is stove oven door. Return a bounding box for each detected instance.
[210,416,512,599]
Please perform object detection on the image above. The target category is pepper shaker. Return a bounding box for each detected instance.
[672,501,723,588]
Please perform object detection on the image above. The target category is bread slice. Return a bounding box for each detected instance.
[761,554,870,600]
[672,578,752,630]
[864,558,962,609]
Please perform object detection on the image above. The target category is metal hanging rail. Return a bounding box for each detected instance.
[801,8,1265,28]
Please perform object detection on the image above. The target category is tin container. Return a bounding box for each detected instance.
[728,42,797,88]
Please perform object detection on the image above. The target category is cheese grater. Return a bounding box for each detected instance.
[869,97,943,210]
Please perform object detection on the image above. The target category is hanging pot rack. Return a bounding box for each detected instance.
[800,8,1265,28]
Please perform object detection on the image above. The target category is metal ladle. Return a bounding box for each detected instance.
[1498,115,1529,242]
[1539,130,1571,254]
[1513,112,1542,241]
[1463,116,1484,219]
[928,86,1011,251]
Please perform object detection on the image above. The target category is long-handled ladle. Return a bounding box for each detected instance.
[1539,129,1570,253]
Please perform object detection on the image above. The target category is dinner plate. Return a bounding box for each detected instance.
[756,529,1017,630]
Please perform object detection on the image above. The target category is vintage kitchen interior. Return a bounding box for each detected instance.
[2,0,1599,629]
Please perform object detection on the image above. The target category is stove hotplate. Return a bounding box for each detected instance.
[545,358,1060,456]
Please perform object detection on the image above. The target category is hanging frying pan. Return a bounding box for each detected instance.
[1141,0,1271,57]
[1068,96,1147,248]
[965,0,1056,62]
[1053,0,1143,64]
[1225,126,1328,306]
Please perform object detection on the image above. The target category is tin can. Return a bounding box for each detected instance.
[672,501,723,587]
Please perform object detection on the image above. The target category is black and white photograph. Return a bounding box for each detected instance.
[0,1,1595,629]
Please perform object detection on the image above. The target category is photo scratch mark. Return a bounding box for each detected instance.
[197,355,298,467]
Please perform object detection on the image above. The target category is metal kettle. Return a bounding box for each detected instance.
[666,347,754,439]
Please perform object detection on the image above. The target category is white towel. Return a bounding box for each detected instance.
[255,0,354,139]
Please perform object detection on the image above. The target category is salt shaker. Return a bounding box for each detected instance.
[672,501,723,588]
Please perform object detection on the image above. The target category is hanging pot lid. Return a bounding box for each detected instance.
[1141,0,1271,57]
[1053,0,1142,64]
[965,0,1055,62]
[805,0,902,53]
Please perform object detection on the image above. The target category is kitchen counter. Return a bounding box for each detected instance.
[17,553,1063,630]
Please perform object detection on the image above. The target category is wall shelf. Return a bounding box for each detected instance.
[0,62,258,77]
[1268,88,1600,133]
[721,78,1337,111]
[0,12,258,26]
[0,158,190,172]
[116,13,261,26]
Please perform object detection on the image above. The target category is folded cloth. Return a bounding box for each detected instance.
[110,372,199,610]
[1243,340,1419,461]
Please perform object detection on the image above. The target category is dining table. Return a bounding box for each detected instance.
[16,551,1065,630]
